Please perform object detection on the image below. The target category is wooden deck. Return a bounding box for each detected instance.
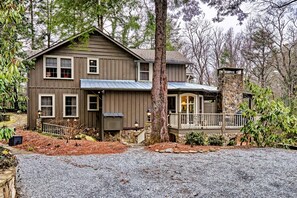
[168,113,244,135]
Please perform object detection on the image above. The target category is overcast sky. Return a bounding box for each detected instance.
[200,2,255,33]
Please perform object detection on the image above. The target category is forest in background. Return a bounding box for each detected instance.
[17,0,296,100]
[0,0,296,143]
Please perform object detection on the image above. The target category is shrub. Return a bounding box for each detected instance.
[240,82,297,147]
[0,126,14,141]
[227,139,235,146]
[185,131,206,146]
[208,135,225,146]
[0,146,18,169]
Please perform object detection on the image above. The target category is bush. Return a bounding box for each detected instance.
[227,139,235,146]
[0,126,14,141]
[208,135,225,146]
[0,146,18,169]
[185,131,206,146]
[240,82,297,147]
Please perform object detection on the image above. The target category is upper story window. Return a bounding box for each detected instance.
[38,94,55,118]
[138,63,152,81]
[87,58,99,74]
[63,94,78,117]
[87,94,99,111]
[44,56,73,79]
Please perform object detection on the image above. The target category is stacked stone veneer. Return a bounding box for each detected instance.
[0,167,16,198]
[218,69,244,114]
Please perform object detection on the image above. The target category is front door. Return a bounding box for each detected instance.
[180,94,196,125]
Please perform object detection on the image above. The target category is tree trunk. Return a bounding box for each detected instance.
[46,0,51,48]
[97,0,103,30]
[13,85,19,111]
[151,0,169,143]
[29,0,35,49]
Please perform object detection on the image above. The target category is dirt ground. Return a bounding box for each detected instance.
[0,113,27,129]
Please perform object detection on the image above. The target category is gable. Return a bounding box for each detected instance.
[28,27,143,61]
[46,33,137,60]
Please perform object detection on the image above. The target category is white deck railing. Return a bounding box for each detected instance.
[169,113,246,129]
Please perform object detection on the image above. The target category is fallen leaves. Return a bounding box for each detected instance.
[14,130,127,155]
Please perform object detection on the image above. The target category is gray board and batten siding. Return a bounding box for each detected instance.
[28,31,138,129]
[27,30,190,130]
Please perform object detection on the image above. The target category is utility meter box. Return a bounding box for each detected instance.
[103,112,124,131]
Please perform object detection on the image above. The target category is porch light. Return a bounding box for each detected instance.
[38,110,42,118]
[146,109,151,122]
[134,121,139,131]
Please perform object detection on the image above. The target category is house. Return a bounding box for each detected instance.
[27,27,249,141]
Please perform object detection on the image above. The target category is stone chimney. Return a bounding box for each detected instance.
[217,68,244,114]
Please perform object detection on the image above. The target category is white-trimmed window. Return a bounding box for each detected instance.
[39,94,55,118]
[44,56,74,79]
[87,58,99,74]
[138,62,153,81]
[87,94,99,111]
[63,94,78,117]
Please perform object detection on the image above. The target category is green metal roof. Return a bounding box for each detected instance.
[80,79,218,92]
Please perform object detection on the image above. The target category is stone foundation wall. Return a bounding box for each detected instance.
[121,122,151,144]
[177,132,243,145]
[0,167,16,198]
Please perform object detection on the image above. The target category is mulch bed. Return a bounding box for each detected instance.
[5,130,253,156]
[13,130,127,156]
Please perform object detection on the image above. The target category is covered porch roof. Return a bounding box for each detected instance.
[80,79,218,92]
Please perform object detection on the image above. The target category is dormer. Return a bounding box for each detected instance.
[130,49,191,82]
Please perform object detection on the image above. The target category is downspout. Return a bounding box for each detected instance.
[100,90,105,141]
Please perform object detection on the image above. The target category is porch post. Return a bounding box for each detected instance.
[100,90,105,141]
[221,112,226,134]
[178,112,181,130]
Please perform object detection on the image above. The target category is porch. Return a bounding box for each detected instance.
[168,113,245,135]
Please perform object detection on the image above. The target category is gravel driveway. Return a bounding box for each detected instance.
[16,147,297,198]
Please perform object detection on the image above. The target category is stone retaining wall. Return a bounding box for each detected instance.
[0,167,16,198]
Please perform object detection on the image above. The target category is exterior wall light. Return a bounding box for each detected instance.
[134,121,139,131]
[147,109,151,122]
[38,110,42,118]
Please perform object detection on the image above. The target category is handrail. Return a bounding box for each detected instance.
[168,113,246,129]
[42,122,72,136]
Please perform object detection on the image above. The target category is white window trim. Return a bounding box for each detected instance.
[87,94,99,111]
[137,62,153,81]
[38,94,55,118]
[87,58,99,74]
[43,55,74,79]
[168,94,178,113]
[63,94,79,118]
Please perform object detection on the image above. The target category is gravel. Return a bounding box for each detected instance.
[16,147,297,198]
